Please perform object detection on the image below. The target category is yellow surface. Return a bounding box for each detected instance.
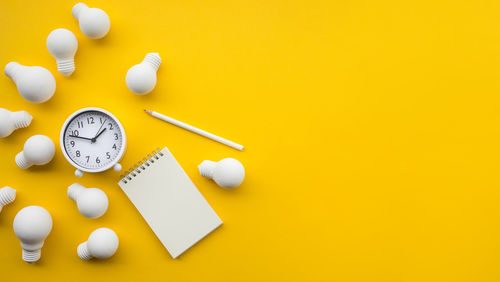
[1,0,500,281]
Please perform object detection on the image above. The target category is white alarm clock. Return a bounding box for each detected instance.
[60,107,126,177]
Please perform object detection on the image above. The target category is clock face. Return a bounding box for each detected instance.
[62,110,124,171]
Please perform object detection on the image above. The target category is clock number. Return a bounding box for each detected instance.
[106,152,111,159]
[108,123,114,130]
[76,150,81,157]
[96,157,101,164]
[87,117,95,124]
[77,121,84,128]
[85,156,90,163]
[71,130,79,136]
[70,141,75,147]
[112,144,117,150]
[114,133,118,140]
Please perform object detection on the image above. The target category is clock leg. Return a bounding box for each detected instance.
[113,163,122,171]
[75,169,83,177]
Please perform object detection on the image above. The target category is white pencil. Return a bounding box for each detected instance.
[144,110,244,151]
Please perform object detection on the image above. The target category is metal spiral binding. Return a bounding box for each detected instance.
[120,148,164,184]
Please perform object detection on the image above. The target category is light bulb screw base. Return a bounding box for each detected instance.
[0,187,16,206]
[4,62,22,81]
[22,249,41,263]
[56,58,75,77]
[199,161,216,179]
[77,242,92,260]
[15,152,31,169]
[143,53,161,71]
[72,2,88,19]
[68,183,85,201]
[12,111,33,129]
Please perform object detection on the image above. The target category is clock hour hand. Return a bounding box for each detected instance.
[93,119,107,139]
[92,128,107,142]
[69,135,93,141]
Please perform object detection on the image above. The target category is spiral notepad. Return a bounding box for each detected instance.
[118,147,222,258]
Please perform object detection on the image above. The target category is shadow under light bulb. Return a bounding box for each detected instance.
[0,186,16,213]
[126,53,161,95]
[72,3,110,39]
[78,228,119,260]
[199,158,245,188]
[4,62,56,103]
[46,28,78,76]
[68,183,108,218]
[16,135,55,169]
[13,206,53,263]
[0,108,32,138]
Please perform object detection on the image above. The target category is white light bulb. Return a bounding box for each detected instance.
[78,228,119,260]
[72,3,110,39]
[46,28,78,76]
[0,108,32,138]
[13,206,53,263]
[16,135,55,169]
[126,53,161,95]
[68,183,108,218]
[0,186,16,213]
[199,158,245,188]
[4,62,56,103]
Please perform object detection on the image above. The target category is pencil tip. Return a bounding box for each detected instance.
[144,109,152,115]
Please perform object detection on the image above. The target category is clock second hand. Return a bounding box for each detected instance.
[93,128,107,142]
[93,119,107,140]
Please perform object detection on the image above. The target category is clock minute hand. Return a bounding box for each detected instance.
[69,135,93,141]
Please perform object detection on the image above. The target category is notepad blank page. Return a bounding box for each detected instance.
[118,148,223,258]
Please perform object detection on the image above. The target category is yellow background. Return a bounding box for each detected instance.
[0,0,499,281]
